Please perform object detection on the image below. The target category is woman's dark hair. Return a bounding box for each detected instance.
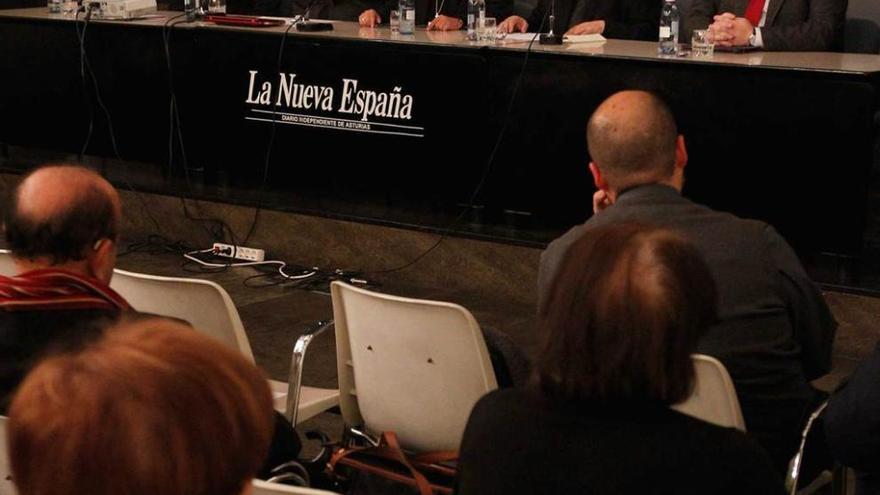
[536,222,718,405]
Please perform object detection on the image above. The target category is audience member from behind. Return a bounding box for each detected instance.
[538,90,836,473]
[8,318,274,495]
[824,342,880,494]
[0,165,133,412]
[457,223,784,495]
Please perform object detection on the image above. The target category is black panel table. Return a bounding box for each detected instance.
[1,8,879,254]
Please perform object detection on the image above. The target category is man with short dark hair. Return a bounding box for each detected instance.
[538,90,837,473]
[0,164,132,412]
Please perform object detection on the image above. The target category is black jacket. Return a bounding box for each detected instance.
[824,343,880,495]
[538,184,837,468]
[457,388,785,495]
[525,0,660,38]
[0,308,124,413]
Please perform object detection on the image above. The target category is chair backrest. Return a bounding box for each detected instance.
[252,480,338,495]
[0,416,14,495]
[672,354,746,431]
[331,281,498,453]
[110,269,255,361]
[0,250,16,277]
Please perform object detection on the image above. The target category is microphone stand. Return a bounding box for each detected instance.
[539,0,562,44]
[296,0,333,31]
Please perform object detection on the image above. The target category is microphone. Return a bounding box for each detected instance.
[539,0,562,44]
[295,0,333,31]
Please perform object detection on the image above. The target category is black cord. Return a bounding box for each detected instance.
[118,235,197,257]
[75,7,95,161]
[163,13,241,245]
[240,18,299,246]
[363,14,548,275]
[74,6,164,234]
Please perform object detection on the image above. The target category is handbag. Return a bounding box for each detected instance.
[327,431,457,495]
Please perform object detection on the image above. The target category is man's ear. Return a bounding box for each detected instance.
[589,162,609,191]
[88,238,116,283]
[675,135,688,171]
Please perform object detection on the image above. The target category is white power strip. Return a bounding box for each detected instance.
[212,243,266,262]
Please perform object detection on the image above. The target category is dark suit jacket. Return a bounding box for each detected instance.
[538,184,837,466]
[254,0,334,17]
[682,0,846,50]
[824,343,880,495]
[525,0,659,38]
[457,388,785,495]
[0,307,130,413]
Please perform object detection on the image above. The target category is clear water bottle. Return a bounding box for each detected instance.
[399,0,415,34]
[467,0,486,41]
[658,0,679,55]
[47,0,62,13]
[184,0,198,20]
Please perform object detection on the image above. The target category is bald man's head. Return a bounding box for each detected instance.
[4,165,121,265]
[587,91,679,190]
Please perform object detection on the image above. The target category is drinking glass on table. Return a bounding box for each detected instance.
[691,29,714,57]
[207,0,226,14]
[478,17,497,42]
[60,0,77,15]
[390,9,400,33]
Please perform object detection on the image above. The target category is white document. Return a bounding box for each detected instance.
[562,33,606,43]
[505,32,541,42]
[504,32,606,43]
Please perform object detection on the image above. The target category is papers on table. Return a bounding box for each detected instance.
[563,33,606,43]
[505,32,541,43]
[503,32,606,44]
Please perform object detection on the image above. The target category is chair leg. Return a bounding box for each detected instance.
[285,320,334,426]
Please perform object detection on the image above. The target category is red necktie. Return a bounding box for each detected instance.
[744,0,765,26]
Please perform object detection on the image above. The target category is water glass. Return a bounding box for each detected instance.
[207,0,226,14]
[389,9,400,33]
[692,29,715,57]
[47,0,62,14]
[60,0,78,14]
[478,17,497,42]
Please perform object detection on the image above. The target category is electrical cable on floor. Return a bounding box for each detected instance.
[183,248,318,280]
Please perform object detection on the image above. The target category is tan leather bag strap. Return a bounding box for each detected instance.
[328,432,435,495]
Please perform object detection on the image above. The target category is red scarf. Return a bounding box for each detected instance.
[0,269,131,312]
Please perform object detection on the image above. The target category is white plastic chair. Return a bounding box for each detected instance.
[672,354,746,431]
[109,269,339,426]
[252,479,338,495]
[0,252,338,425]
[0,416,14,495]
[329,281,498,453]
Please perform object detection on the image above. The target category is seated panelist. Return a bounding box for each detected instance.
[683,0,845,50]
[498,0,659,39]
[358,0,512,30]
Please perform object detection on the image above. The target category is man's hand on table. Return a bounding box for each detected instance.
[359,9,381,27]
[427,15,464,30]
[565,20,605,36]
[709,12,753,46]
[499,15,528,33]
